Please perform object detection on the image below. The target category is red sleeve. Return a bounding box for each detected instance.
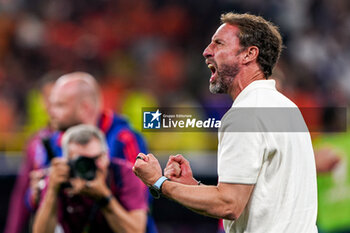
[117,130,141,164]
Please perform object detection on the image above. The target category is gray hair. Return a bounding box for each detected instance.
[62,124,108,157]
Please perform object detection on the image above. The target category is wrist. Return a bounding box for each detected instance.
[44,187,59,206]
[151,175,163,186]
[48,182,60,194]
[100,187,112,198]
[98,194,114,208]
[149,176,170,199]
[190,178,200,185]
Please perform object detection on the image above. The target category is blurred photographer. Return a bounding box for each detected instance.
[33,124,148,233]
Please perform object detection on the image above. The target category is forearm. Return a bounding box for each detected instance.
[102,198,146,233]
[32,189,58,233]
[162,181,241,220]
[172,183,216,218]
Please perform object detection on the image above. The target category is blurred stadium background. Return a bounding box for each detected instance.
[0,0,349,232]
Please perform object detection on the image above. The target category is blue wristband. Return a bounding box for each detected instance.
[153,176,169,190]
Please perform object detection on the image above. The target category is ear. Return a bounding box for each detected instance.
[242,46,259,65]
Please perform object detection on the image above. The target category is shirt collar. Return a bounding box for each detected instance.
[233,79,276,106]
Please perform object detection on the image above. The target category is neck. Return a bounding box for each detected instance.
[229,69,265,100]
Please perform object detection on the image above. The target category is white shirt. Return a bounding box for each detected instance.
[218,80,318,233]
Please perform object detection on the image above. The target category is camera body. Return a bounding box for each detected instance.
[68,156,97,181]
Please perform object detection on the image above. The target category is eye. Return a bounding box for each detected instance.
[214,39,223,45]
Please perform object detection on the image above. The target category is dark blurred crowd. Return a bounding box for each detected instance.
[0,0,349,151]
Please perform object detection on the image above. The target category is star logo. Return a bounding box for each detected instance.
[143,109,162,129]
[151,109,162,122]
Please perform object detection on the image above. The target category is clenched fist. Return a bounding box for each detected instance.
[133,153,162,186]
[164,154,198,185]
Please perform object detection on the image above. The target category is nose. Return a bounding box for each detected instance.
[203,44,213,58]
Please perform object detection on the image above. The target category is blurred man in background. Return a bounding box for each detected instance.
[26,72,157,232]
[47,72,147,164]
[134,12,318,233]
[33,124,148,233]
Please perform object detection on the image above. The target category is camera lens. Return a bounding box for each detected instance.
[69,156,97,180]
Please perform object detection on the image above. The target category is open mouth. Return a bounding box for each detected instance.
[208,64,217,82]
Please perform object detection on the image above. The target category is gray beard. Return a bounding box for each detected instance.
[209,63,239,94]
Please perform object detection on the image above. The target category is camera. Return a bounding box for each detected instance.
[68,156,97,181]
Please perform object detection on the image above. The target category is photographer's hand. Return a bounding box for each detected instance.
[76,168,146,233]
[48,158,69,193]
[76,169,111,198]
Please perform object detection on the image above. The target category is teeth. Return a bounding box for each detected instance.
[208,64,214,69]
